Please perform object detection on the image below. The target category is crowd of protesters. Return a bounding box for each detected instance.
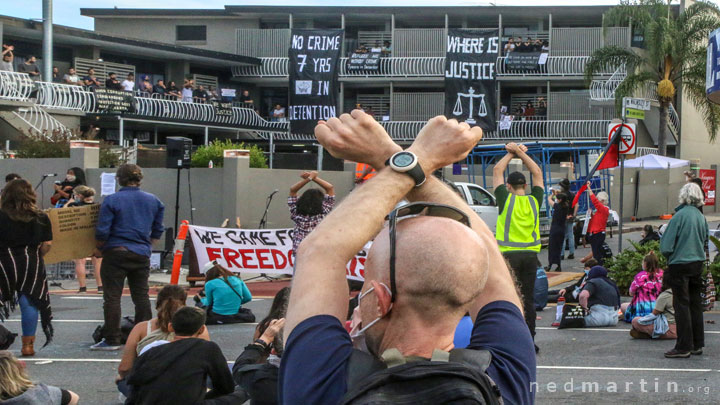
[0,108,715,403]
[503,36,550,53]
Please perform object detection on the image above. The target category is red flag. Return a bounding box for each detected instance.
[571,126,622,207]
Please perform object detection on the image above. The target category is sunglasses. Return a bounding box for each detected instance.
[386,202,471,302]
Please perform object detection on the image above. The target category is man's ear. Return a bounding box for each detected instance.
[168,322,175,333]
[370,280,392,317]
[194,325,206,337]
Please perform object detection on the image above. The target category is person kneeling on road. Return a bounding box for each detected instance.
[579,266,621,327]
[279,111,536,405]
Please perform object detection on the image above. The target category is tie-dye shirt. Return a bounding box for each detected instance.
[624,269,664,322]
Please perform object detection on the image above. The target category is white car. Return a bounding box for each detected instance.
[452,182,498,232]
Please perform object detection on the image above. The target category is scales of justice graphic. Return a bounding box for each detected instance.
[452,87,488,125]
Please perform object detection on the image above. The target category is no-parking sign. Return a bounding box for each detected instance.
[607,123,636,155]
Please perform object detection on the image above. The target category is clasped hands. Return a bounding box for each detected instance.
[314,110,483,176]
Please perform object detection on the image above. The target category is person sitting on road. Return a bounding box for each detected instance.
[195,262,254,324]
[579,266,621,327]
[630,278,677,339]
[621,251,664,322]
[125,307,241,404]
[116,285,211,398]
[280,112,535,404]
[638,224,661,246]
[288,171,335,257]
[0,350,79,404]
[232,287,291,405]
[547,258,598,303]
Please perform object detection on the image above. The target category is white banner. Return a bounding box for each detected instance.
[187,225,368,281]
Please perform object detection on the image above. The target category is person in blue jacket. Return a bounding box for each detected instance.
[197,262,255,324]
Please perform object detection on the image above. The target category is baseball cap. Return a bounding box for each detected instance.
[202,260,219,273]
[507,172,527,186]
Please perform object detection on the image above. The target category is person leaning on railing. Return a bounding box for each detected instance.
[0,44,14,72]
[105,72,123,91]
[166,81,181,100]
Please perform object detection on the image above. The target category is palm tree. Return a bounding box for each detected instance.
[584,0,720,156]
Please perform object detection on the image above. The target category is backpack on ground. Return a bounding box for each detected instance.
[92,316,135,344]
[534,267,549,311]
[343,348,502,405]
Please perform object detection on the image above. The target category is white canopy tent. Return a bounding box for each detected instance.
[622,154,689,169]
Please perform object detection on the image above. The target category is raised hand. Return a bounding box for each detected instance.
[407,116,483,175]
[518,143,528,153]
[505,142,518,154]
[300,171,311,179]
[309,171,318,180]
[315,109,402,170]
[260,318,286,341]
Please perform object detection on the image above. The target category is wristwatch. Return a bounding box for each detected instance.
[386,151,426,187]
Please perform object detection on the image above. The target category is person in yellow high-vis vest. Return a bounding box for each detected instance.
[493,142,544,353]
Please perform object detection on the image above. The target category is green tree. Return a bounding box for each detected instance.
[191,139,268,168]
[584,0,720,156]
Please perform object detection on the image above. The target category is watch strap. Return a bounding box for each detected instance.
[385,154,426,187]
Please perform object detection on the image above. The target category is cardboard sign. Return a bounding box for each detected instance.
[187,225,369,281]
[44,204,101,264]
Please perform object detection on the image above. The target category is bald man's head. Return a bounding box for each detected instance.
[360,216,489,352]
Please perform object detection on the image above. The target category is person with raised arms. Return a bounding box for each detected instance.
[280,111,535,405]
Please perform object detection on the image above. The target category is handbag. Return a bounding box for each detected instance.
[701,270,716,312]
[558,303,587,329]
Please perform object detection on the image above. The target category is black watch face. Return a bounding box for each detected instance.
[392,153,414,168]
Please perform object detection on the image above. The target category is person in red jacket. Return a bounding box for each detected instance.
[585,181,610,265]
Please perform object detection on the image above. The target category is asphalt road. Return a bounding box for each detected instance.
[4,228,720,404]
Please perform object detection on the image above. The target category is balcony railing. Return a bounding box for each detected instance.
[486,120,610,140]
[0,71,35,101]
[233,56,618,78]
[496,56,615,77]
[35,82,95,111]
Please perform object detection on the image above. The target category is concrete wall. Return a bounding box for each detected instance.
[93,17,259,53]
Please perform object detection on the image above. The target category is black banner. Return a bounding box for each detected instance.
[94,88,135,114]
[347,52,381,72]
[210,100,233,116]
[444,29,498,131]
[506,51,543,70]
[288,29,343,135]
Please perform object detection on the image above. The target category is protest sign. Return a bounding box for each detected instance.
[288,29,344,134]
[187,225,368,281]
[505,52,543,70]
[347,52,381,72]
[445,28,498,131]
[44,204,101,264]
[94,88,135,114]
[210,100,233,116]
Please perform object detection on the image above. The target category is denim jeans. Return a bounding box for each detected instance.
[561,220,575,255]
[18,294,39,336]
[584,304,618,327]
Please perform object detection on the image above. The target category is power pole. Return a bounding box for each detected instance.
[42,0,53,82]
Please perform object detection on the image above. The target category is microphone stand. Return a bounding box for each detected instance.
[35,175,51,209]
[247,190,280,282]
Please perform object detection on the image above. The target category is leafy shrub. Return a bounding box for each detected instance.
[605,240,666,294]
[191,139,268,168]
[708,236,720,295]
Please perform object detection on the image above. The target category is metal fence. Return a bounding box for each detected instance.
[0,71,34,101]
[391,92,444,121]
[394,28,446,57]
[13,105,71,137]
[486,120,610,140]
[496,55,616,76]
[236,28,291,58]
[550,27,630,57]
[548,91,614,121]
[35,82,95,111]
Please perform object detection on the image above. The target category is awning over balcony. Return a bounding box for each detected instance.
[0,15,260,68]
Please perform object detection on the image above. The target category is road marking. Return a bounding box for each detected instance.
[538,365,715,373]
[537,327,720,334]
[61,296,104,300]
[4,319,104,323]
[21,358,718,373]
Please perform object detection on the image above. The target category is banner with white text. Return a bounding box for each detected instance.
[288,29,344,135]
[444,28,498,131]
[187,225,368,281]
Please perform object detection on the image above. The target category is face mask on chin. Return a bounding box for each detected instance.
[66,175,76,183]
[349,283,393,356]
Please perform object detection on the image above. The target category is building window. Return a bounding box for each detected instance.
[176,25,207,42]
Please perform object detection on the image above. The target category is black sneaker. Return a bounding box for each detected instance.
[78,286,87,293]
[664,349,691,358]
[691,347,703,355]
[560,255,565,260]
[567,254,575,260]
[535,344,540,354]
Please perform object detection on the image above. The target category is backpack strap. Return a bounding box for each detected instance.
[346,349,387,391]
[448,348,493,373]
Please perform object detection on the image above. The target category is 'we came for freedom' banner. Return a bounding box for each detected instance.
[187,225,368,281]
[444,28,498,131]
[288,29,343,135]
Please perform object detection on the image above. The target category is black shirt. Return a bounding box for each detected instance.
[550,202,568,232]
[105,78,123,90]
[127,338,234,404]
[0,211,53,247]
[233,344,279,405]
[584,279,620,309]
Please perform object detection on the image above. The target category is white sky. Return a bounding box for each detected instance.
[0,0,675,30]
